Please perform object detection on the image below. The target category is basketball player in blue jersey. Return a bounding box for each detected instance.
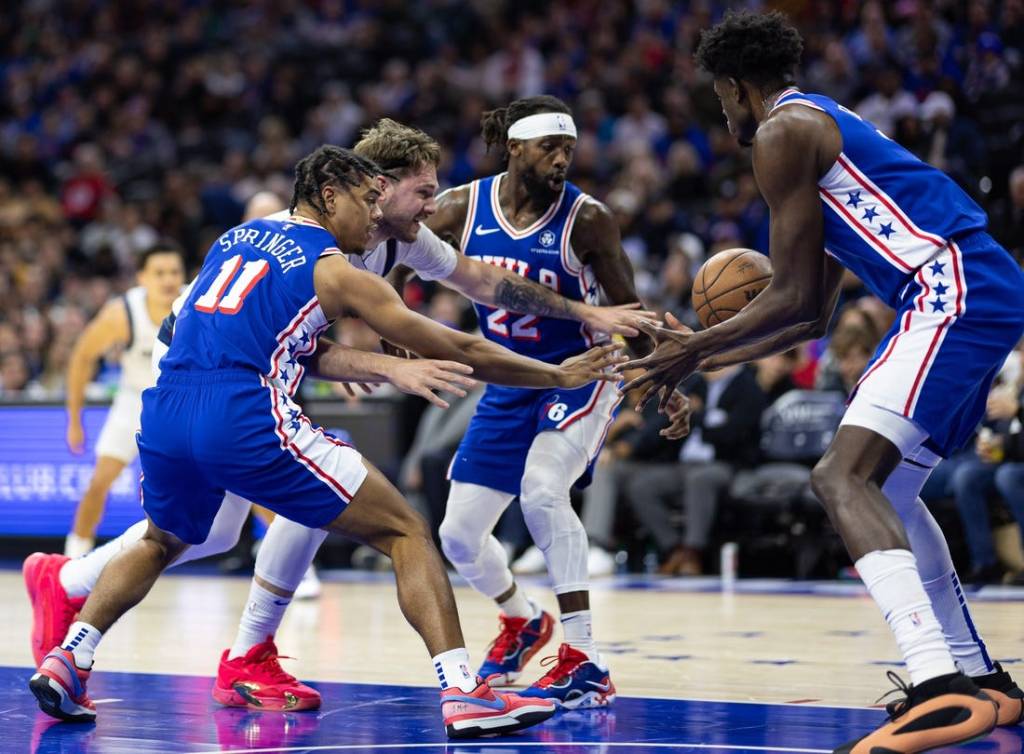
[28,145,631,738]
[426,96,690,708]
[22,120,658,714]
[626,12,1024,753]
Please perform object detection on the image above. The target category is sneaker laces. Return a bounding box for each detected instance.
[876,671,914,720]
[253,649,300,685]
[484,616,528,663]
[533,646,582,689]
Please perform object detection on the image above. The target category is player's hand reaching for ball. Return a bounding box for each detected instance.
[621,313,703,410]
[557,344,627,389]
[578,302,659,338]
[385,358,478,409]
[659,387,692,439]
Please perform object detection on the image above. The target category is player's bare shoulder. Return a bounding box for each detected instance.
[428,184,473,248]
[755,105,840,178]
[569,196,618,263]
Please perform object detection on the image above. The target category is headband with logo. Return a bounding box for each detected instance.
[506,112,578,141]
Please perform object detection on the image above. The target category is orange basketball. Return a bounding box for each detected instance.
[692,248,773,329]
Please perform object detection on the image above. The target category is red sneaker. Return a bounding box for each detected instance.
[477,610,554,686]
[23,553,85,666]
[212,637,321,711]
[442,678,556,738]
[29,648,96,723]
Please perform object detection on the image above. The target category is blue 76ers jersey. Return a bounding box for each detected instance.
[161,214,342,395]
[459,173,604,363]
[772,89,992,308]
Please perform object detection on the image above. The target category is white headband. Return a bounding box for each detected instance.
[507,112,578,141]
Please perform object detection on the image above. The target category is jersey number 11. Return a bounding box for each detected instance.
[194,255,270,315]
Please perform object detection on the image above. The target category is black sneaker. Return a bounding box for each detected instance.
[973,662,1024,726]
[833,671,997,753]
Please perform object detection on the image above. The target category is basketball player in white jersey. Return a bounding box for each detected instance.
[25,119,657,710]
[63,242,186,557]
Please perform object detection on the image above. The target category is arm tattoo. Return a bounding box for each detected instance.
[494,275,574,318]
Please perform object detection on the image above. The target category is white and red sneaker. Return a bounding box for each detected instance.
[23,553,85,666]
[442,678,556,738]
[29,648,96,723]
[212,637,321,711]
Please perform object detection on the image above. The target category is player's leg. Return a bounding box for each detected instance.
[66,456,127,558]
[439,481,548,685]
[812,413,998,751]
[30,517,191,722]
[213,515,328,712]
[66,391,142,556]
[322,462,555,737]
[252,504,321,599]
[885,445,1023,727]
[24,492,253,666]
[517,427,615,708]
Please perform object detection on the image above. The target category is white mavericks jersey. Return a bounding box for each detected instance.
[121,286,161,392]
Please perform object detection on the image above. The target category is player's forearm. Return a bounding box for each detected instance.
[486,270,582,321]
[689,285,821,362]
[305,339,401,384]
[64,353,92,422]
[455,336,563,388]
[700,319,824,370]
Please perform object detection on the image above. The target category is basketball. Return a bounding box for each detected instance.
[692,248,773,329]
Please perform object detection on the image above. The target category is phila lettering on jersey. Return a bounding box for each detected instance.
[460,172,604,363]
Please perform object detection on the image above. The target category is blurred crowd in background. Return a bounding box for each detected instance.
[2,0,1024,580]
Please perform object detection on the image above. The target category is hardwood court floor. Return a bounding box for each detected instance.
[0,569,1022,753]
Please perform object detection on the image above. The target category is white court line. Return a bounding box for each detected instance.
[182,743,832,754]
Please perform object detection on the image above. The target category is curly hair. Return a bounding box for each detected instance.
[289,145,390,214]
[695,10,803,89]
[353,118,441,177]
[480,95,572,155]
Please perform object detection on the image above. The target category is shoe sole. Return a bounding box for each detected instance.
[211,683,321,711]
[29,674,95,723]
[557,689,616,710]
[446,705,556,738]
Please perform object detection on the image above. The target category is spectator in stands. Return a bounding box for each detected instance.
[991,165,1024,263]
[949,353,1024,583]
[628,364,767,576]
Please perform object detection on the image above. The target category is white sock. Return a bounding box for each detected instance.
[433,647,477,692]
[561,609,597,659]
[60,520,148,598]
[884,456,996,679]
[856,549,957,686]
[923,569,995,677]
[229,581,290,660]
[497,587,535,619]
[64,534,95,559]
[62,621,102,669]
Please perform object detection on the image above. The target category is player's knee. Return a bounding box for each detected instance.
[140,525,188,566]
[438,516,481,565]
[810,455,858,512]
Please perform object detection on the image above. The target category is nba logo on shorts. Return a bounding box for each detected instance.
[539,230,556,247]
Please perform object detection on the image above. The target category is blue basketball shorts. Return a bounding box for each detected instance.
[137,370,367,544]
[447,379,623,496]
[846,231,1024,458]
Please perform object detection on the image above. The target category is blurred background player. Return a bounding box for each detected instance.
[428,96,688,708]
[62,240,185,557]
[25,124,649,713]
[626,11,1024,752]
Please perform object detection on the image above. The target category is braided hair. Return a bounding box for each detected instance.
[480,95,572,157]
[289,145,391,214]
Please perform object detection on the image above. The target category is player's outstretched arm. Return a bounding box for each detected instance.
[65,300,130,454]
[306,338,477,410]
[623,108,840,406]
[426,184,654,337]
[315,254,622,389]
